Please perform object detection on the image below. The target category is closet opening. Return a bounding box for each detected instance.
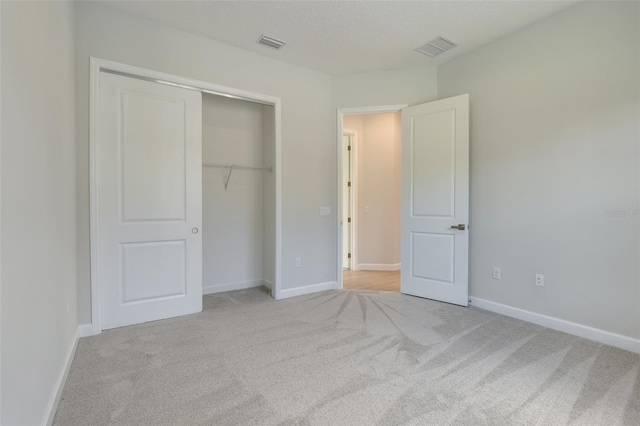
[202,93,277,297]
[90,58,283,333]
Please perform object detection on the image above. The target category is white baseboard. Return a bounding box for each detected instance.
[78,324,94,338]
[357,263,401,271]
[469,297,640,354]
[278,281,338,299]
[203,279,266,295]
[79,282,271,337]
[44,326,80,425]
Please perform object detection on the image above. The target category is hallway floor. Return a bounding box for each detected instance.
[343,269,400,292]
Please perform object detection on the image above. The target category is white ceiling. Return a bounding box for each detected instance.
[101,0,580,75]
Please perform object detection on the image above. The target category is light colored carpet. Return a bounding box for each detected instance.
[55,288,640,425]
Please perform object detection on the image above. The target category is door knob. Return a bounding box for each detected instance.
[192,227,199,234]
[450,224,466,230]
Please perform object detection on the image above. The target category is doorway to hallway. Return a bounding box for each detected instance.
[341,111,402,292]
[337,96,470,304]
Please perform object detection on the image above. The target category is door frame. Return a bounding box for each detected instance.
[342,129,357,271]
[89,57,283,335]
[336,105,407,290]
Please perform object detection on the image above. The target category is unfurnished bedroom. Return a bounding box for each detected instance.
[1,1,639,425]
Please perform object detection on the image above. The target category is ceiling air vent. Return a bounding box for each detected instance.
[257,34,287,50]
[416,36,458,58]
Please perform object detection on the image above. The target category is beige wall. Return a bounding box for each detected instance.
[1,1,78,424]
[344,113,401,269]
[438,1,640,339]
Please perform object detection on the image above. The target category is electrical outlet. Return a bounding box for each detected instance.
[492,267,501,280]
[535,274,544,287]
[295,257,301,268]
[364,206,369,214]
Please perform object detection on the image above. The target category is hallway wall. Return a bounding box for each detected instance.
[344,113,401,270]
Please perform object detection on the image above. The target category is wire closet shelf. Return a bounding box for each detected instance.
[203,163,273,191]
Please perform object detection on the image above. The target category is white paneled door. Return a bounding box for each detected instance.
[401,95,469,306]
[98,72,203,330]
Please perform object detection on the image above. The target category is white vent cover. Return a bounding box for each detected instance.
[257,34,287,50]
[416,36,458,58]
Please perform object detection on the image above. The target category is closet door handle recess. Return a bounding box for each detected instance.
[192,227,199,234]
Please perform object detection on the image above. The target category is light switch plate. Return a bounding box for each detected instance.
[492,267,501,280]
[320,207,331,216]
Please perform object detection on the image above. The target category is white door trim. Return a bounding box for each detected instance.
[342,129,357,271]
[90,57,283,335]
[336,105,407,290]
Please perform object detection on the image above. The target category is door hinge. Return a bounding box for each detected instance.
[347,146,351,151]
[347,182,351,187]
[347,217,351,223]
[348,253,351,259]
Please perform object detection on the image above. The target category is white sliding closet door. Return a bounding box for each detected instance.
[97,72,203,330]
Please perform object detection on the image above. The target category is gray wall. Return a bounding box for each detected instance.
[332,67,438,109]
[1,1,78,424]
[438,1,640,339]
[74,2,333,323]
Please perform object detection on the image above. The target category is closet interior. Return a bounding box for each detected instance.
[202,93,276,295]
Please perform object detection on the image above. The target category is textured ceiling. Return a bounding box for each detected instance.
[100,0,580,75]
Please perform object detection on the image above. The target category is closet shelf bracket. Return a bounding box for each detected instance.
[224,165,234,191]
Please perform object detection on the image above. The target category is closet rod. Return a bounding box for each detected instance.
[203,163,273,191]
[203,163,273,173]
